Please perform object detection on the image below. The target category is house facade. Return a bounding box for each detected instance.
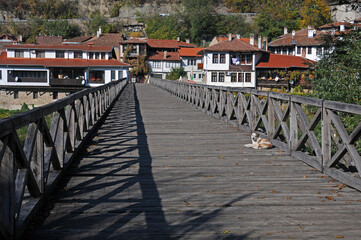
[268,27,324,62]
[148,51,182,79]
[178,47,204,83]
[0,44,130,88]
[200,36,264,88]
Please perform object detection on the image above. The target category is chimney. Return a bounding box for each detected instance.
[258,36,262,48]
[228,33,232,41]
[284,27,288,35]
[292,30,296,36]
[177,37,180,42]
[340,24,345,32]
[236,34,241,39]
[262,37,268,51]
[250,33,254,46]
[164,51,167,59]
[97,26,102,38]
[308,27,315,38]
[186,39,190,43]
[17,34,22,42]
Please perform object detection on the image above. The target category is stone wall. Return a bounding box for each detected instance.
[0,90,69,110]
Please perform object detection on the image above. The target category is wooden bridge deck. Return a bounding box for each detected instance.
[23,84,361,240]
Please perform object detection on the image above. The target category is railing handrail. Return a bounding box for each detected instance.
[0,78,127,240]
[150,78,361,193]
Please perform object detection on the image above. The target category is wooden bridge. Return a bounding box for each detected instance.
[1,79,361,239]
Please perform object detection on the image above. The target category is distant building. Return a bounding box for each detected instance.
[148,51,181,79]
[327,0,361,22]
[200,35,264,88]
[268,27,324,62]
[0,44,130,88]
[178,47,204,83]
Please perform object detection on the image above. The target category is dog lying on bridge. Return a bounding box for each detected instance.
[244,133,272,149]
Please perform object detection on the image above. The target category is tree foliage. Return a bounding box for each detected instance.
[312,29,361,104]
[166,67,187,80]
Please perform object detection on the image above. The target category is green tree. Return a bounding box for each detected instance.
[300,0,331,27]
[143,15,185,40]
[312,29,361,104]
[88,10,108,35]
[223,0,258,13]
[166,67,187,80]
[183,0,217,43]
[41,20,81,39]
[129,56,150,77]
[216,15,256,36]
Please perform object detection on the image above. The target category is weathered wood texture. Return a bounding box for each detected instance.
[0,79,127,240]
[150,78,361,193]
[22,84,361,240]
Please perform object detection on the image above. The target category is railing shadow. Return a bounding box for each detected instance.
[22,84,253,239]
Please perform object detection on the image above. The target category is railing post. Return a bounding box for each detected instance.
[322,100,329,170]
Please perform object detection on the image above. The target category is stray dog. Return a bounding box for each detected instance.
[244,133,272,149]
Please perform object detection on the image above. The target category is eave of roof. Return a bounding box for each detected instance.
[0,52,130,67]
[4,44,113,52]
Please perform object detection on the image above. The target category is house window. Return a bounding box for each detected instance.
[211,72,217,82]
[53,92,58,100]
[231,73,237,82]
[89,52,94,59]
[212,54,219,64]
[118,71,123,80]
[219,72,225,82]
[297,47,301,55]
[56,51,65,58]
[33,91,38,99]
[166,62,180,68]
[95,52,99,59]
[245,73,251,82]
[36,51,45,58]
[193,74,196,79]
[152,61,161,68]
[307,47,312,55]
[15,50,24,58]
[0,70,2,80]
[74,51,83,59]
[220,54,226,64]
[241,54,252,65]
[100,53,105,60]
[89,70,104,82]
[187,59,196,65]
[14,91,18,99]
[238,73,244,82]
[111,70,116,81]
[199,74,202,79]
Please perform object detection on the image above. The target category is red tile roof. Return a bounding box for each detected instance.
[203,38,262,53]
[146,39,196,49]
[256,54,314,69]
[318,22,353,29]
[216,36,257,46]
[269,29,324,47]
[0,52,130,67]
[178,47,204,57]
[35,36,63,45]
[65,36,92,43]
[84,33,123,47]
[4,44,113,52]
[148,51,181,61]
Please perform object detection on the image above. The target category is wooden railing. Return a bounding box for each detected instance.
[0,79,127,240]
[150,78,361,192]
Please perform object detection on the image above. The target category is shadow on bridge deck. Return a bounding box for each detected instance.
[22,84,361,240]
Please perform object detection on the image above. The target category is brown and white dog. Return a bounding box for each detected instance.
[244,133,272,149]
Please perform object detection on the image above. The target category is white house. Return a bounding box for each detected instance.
[268,27,325,62]
[200,35,264,88]
[178,47,204,83]
[148,51,182,79]
[0,44,130,88]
